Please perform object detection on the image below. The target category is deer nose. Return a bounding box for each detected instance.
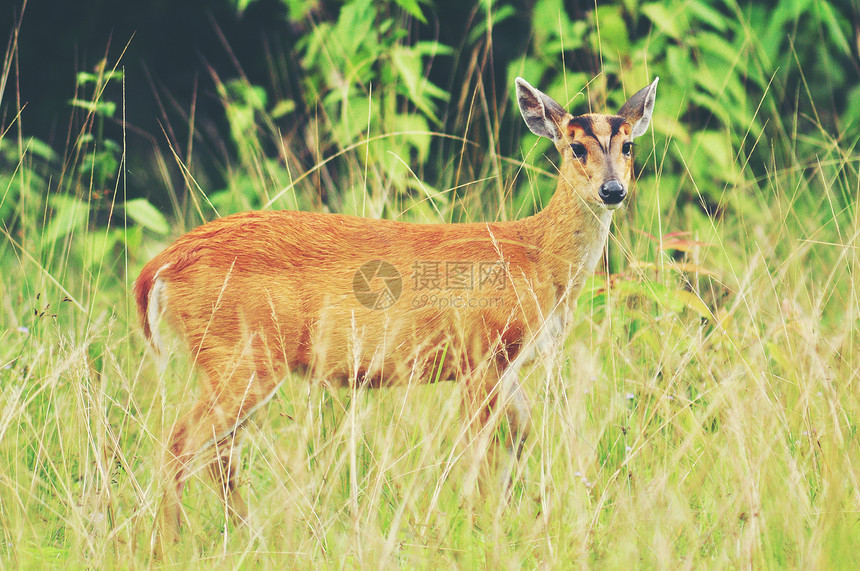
[599,180,626,205]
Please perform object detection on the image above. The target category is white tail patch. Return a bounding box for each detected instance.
[147,263,171,360]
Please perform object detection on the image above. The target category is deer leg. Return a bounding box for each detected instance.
[460,358,531,495]
[497,360,531,487]
[157,363,279,548]
[459,365,503,492]
[158,398,221,547]
[209,429,248,525]
[500,358,531,449]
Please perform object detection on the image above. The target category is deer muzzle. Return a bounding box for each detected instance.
[599,180,626,206]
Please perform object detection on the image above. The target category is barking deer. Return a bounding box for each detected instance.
[134,76,658,544]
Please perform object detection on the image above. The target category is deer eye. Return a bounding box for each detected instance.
[622,141,633,156]
[571,142,587,160]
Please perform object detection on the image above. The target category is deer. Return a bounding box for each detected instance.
[134,76,658,546]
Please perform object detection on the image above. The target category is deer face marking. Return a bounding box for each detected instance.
[565,114,634,209]
[516,77,659,211]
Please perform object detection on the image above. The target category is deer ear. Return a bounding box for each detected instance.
[618,77,659,139]
[516,78,568,142]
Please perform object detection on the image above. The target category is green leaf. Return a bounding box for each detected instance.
[25,137,57,161]
[392,113,431,162]
[124,198,170,235]
[85,228,122,270]
[688,0,729,32]
[817,0,851,56]
[468,4,517,44]
[101,69,124,82]
[532,0,587,53]
[270,99,296,119]
[674,290,712,318]
[641,3,683,40]
[390,45,449,124]
[335,0,377,59]
[69,98,116,118]
[694,32,755,84]
[332,93,371,145]
[393,0,426,24]
[412,41,454,58]
[233,0,253,14]
[41,195,89,248]
[534,0,570,44]
[592,5,630,54]
[283,0,316,20]
[225,80,268,110]
[76,71,99,86]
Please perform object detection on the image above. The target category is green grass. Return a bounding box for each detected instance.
[2,5,859,568]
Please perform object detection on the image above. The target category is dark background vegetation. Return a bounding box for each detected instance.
[7,0,526,144]
[5,0,300,200]
[2,0,859,253]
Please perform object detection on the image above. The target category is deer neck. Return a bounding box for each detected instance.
[530,177,614,301]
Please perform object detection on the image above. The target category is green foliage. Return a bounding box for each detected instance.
[223,0,453,218]
[0,136,56,225]
[296,0,451,214]
[510,0,859,218]
[27,65,168,274]
[123,198,169,235]
[69,66,124,191]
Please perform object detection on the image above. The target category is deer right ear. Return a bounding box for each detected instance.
[516,78,567,142]
[617,77,659,139]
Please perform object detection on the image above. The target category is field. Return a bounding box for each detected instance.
[1,0,858,567]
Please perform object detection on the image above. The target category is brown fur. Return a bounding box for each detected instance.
[135,77,658,547]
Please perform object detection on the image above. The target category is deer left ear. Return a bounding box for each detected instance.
[516,77,569,143]
[618,77,659,139]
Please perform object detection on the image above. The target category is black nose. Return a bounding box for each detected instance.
[599,180,626,205]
